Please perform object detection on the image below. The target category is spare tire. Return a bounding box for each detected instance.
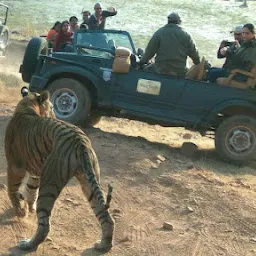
[21,37,48,83]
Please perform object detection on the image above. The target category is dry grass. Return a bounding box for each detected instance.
[0,73,22,104]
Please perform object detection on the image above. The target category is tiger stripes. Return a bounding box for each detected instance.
[5,90,114,252]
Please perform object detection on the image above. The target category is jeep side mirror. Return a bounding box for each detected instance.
[137,48,144,57]
[21,86,29,97]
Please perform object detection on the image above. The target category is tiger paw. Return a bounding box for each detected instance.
[94,239,113,252]
[15,201,29,217]
[28,202,36,213]
[18,239,38,251]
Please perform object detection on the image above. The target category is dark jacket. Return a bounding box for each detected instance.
[227,39,256,72]
[88,11,117,30]
[217,40,243,69]
[141,23,200,76]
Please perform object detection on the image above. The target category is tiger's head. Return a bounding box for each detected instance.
[15,87,56,119]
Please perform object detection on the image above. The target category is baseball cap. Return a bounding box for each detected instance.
[167,12,181,24]
[230,25,243,33]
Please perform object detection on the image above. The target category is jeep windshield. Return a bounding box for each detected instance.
[75,30,136,57]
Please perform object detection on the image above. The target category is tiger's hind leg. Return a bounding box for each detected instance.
[7,165,28,217]
[19,173,65,251]
[23,175,40,213]
[76,173,115,252]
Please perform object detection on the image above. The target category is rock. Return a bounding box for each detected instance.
[120,236,130,242]
[156,159,162,165]
[64,198,73,203]
[250,237,256,243]
[113,208,122,214]
[163,222,174,231]
[157,155,166,162]
[182,133,193,140]
[186,206,194,213]
[151,163,158,169]
[11,30,22,35]
[46,237,53,242]
[0,184,7,190]
[180,142,198,157]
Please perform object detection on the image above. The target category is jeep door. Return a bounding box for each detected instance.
[110,70,187,123]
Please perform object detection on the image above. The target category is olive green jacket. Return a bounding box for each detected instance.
[141,23,200,76]
[228,39,256,72]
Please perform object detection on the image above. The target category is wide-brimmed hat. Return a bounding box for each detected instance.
[230,25,243,33]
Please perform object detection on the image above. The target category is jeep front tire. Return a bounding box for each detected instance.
[215,115,256,162]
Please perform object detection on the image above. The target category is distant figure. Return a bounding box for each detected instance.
[80,9,91,29]
[88,2,117,30]
[46,21,61,48]
[54,20,73,52]
[240,0,248,8]
[140,12,200,76]
[217,25,244,69]
[69,16,79,33]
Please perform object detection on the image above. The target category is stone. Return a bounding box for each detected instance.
[250,237,256,243]
[46,237,53,242]
[151,163,158,169]
[186,206,194,213]
[180,142,198,157]
[156,159,162,165]
[113,208,122,214]
[157,155,166,162]
[163,222,174,231]
[182,133,193,140]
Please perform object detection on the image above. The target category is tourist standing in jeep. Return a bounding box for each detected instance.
[88,3,117,30]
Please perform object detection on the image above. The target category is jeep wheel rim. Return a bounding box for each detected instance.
[51,88,78,119]
[225,126,255,156]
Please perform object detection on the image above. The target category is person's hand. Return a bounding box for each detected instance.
[220,47,228,56]
[107,7,116,12]
[220,40,228,48]
[233,40,240,48]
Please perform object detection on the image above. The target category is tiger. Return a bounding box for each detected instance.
[4,87,114,252]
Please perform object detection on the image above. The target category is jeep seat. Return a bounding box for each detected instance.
[217,64,256,89]
[186,56,206,81]
[112,47,132,73]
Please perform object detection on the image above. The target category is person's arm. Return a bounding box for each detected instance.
[140,32,160,64]
[102,10,117,18]
[217,40,228,59]
[187,34,200,65]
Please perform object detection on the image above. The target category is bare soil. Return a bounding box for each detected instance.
[0,41,256,256]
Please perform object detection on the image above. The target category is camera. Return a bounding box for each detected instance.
[223,41,233,47]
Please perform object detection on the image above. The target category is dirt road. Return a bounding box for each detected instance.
[0,41,255,256]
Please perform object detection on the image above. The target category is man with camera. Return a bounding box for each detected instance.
[217,25,244,69]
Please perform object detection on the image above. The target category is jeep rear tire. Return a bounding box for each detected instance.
[48,78,91,126]
[215,115,256,162]
[21,37,48,83]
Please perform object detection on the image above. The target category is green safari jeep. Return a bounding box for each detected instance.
[0,3,9,56]
[19,29,256,163]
